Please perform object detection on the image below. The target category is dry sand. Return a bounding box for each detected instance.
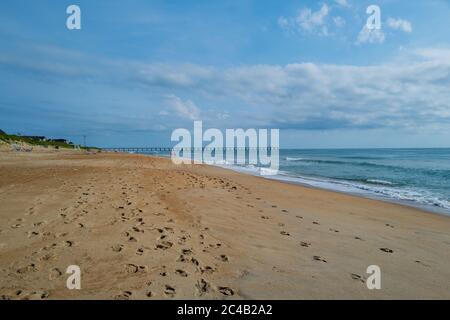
[0,150,449,300]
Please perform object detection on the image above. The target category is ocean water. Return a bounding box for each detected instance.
[140,148,450,215]
[276,149,450,214]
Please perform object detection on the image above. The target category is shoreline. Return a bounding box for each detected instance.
[203,162,448,220]
[224,165,450,218]
[140,153,450,218]
[1,150,449,299]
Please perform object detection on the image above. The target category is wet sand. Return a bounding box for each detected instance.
[0,150,449,299]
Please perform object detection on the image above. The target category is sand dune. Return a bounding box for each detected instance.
[0,150,449,299]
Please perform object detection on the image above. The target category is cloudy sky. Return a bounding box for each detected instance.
[1,0,450,148]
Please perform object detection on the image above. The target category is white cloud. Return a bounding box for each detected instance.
[132,51,450,130]
[277,16,289,29]
[161,94,201,121]
[356,17,411,44]
[333,16,346,28]
[414,48,450,62]
[334,0,349,7]
[297,4,329,35]
[3,44,450,132]
[279,4,331,36]
[356,25,385,44]
[387,18,413,33]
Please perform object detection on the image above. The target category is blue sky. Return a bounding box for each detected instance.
[1,0,450,148]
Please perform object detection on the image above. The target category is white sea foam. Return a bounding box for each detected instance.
[286,157,304,161]
[367,179,394,185]
[212,162,450,214]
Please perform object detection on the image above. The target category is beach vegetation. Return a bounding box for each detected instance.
[0,129,98,150]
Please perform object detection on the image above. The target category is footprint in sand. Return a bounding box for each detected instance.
[156,241,173,250]
[64,240,74,247]
[125,264,146,273]
[20,291,49,300]
[114,291,133,300]
[195,279,211,296]
[132,226,144,233]
[38,253,54,262]
[191,257,200,267]
[415,260,430,267]
[313,256,327,263]
[27,231,39,238]
[49,268,62,280]
[300,241,311,248]
[175,269,188,277]
[218,254,229,262]
[351,273,365,283]
[164,285,176,297]
[200,266,215,275]
[17,263,38,274]
[178,236,188,245]
[112,244,124,252]
[218,287,234,296]
[9,290,24,299]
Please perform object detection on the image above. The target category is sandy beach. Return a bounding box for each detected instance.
[0,149,449,300]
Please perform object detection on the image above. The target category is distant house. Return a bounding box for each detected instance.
[22,136,47,142]
[49,139,69,144]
